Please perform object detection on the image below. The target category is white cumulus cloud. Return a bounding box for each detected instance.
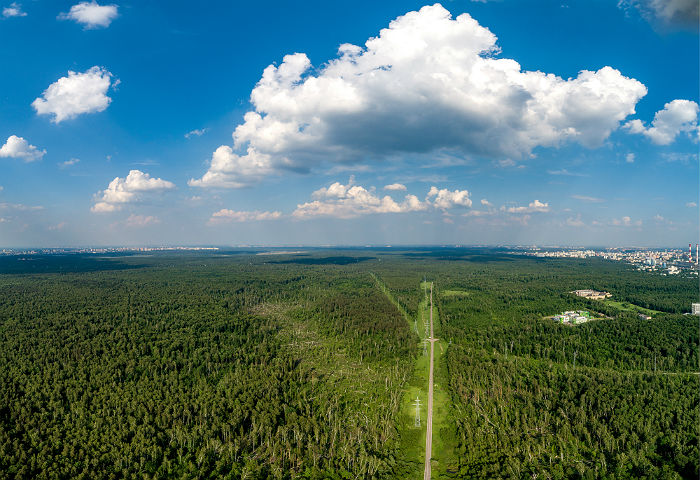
[32,66,114,123]
[624,99,698,145]
[191,3,647,188]
[503,199,550,214]
[58,1,118,29]
[3,2,26,17]
[91,169,175,213]
[0,135,46,162]
[208,209,282,225]
[426,186,472,209]
[384,183,407,191]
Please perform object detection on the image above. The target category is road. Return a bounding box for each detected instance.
[424,282,436,480]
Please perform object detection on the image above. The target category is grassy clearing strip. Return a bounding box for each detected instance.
[371,272,413,324]
[372,273,427,479]
[603,299,660,316]
[426,289,460,479]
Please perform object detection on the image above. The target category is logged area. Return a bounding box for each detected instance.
[0,249,697,479]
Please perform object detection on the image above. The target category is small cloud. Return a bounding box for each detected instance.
[480,198,492,207]
[185,128,209,139]
[58,1,118,29]
[2,2,26,17]
[0,202,43,211]
[48,221,67,231]
[611,215,642,227]
[566,215,585,227]
[208,209,282,225]
[0,135,46,162]
[130,159,160,166]
[625,153,635,163]
[383,183,407,191]
[496,158,517,168]
[503,199,549,214]
[33,66,114,123]
[59,158,80,168]
[547,169,587,177]
[125,214,160,227]
[686,202,697,207]
[463,209,493,217]
[571,195,603,203]
[91,169,175,213]
[653,214,664,222]
[662,152,698,164]
[624,99,699,145]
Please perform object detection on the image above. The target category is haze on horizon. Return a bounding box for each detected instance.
[0,0,698,248]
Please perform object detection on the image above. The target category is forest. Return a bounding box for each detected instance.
[0,248,697,479]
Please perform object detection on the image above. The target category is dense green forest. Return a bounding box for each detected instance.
[0,249,697,478]
[0,254,415,479]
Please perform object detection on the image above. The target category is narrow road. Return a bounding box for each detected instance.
[424,282,436,480]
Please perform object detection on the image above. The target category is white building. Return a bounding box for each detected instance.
[692,303,700,316]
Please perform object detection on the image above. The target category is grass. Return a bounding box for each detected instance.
[427,291,460,478]
[396,345,429,479]
[604,299,660,316]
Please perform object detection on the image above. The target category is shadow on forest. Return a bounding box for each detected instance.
[401,252,515,263]
[271,256,376,265]
[0,255,146,274]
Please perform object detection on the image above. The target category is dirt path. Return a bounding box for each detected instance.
[424,283,436,480]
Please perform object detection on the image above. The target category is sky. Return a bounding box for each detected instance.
[0,0,698,247]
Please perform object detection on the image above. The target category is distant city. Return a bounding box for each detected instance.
[514,245,700,277]
[0,246,219,255]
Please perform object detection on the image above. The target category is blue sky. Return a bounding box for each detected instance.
[0,0,698,247]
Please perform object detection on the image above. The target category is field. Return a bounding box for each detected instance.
[0,248,697,479]
[603,299,660,316]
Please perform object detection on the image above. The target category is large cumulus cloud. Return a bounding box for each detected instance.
[191,3,647,188]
